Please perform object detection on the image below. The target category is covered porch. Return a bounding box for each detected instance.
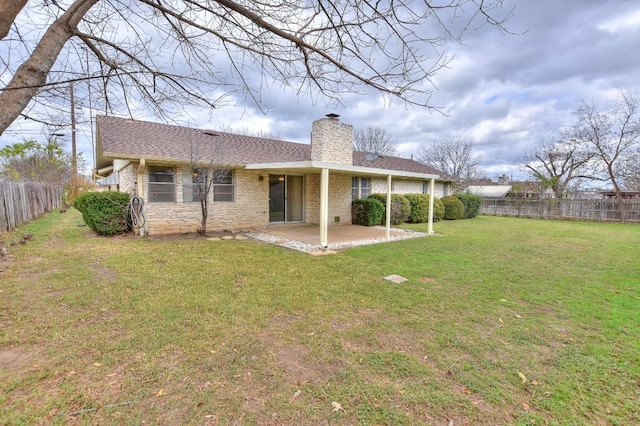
[246,160,439,248]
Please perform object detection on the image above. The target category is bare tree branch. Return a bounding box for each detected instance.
[571,86,640,220]
[522,135,600,198]
[416,136,483,180]
[353,125,397,155]
[0,0,512,137]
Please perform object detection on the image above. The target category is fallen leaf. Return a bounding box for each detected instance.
[522,401,530,411]
[517,371,527,383]
[498,318,504,324]
[155,389,165,397]
[531,379,538,386]
[500,299,508,302]
[331,401,344,412]
[93,363,102,367]
[515,314,522,319]
[289,389,302,404]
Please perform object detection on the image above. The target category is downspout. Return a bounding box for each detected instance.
[428,178,435,235]
[386,175,392,240]
[136,158,147,236]
[137,158,146,197]
[319,168,329,248]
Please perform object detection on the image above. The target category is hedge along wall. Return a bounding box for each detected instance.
[0,179,64,232]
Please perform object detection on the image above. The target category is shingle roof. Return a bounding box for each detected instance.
[97,116,309,167]
[97,115,454,180]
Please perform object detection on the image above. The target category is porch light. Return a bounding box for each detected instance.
[278,176,285,182]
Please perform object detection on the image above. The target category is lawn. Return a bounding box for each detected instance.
[1,209,639,425]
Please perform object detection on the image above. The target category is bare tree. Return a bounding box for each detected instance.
[572,87,640,221]
[618,150,640,191]
[189,138,226,235]
[353,125,397,155]
[0,0,512,137]
[522,135,598,198]
[416,136,484,180]
[216,125,282,140]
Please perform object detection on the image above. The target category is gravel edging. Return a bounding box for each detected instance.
[245,227,427,253]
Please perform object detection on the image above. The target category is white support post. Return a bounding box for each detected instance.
[386,174,392,240]
[320,168,329,247]
[428,178,435,235]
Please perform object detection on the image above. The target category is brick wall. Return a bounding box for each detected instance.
[141,166,269,234]
[119,163,138,195]
[305,172,353,225]
[371,178,449,197]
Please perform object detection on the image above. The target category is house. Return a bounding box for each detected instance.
[94,114,455,243]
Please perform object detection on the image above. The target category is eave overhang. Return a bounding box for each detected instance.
[245,161,440,180]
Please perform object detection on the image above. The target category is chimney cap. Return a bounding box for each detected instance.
[325,113,340,120]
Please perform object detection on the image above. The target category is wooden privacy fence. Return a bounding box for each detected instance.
[0,179,64,233]
[480,197,640,223]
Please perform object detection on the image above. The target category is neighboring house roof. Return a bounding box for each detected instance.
[466,185,512,197]
[96,116,452,180]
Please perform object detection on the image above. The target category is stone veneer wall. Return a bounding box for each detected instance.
[371,178,449,198]
[310,118,353,165]
[140,166,269,234]
[118,163,138,195]
[305,172,353,225]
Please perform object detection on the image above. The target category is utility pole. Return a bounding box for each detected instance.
[70,81,77,178]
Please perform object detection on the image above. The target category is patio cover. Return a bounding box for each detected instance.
[245,160,438,247]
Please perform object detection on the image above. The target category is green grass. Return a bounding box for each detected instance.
[1,210,639,425]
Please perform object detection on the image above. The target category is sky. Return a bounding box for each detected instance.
[1,0,640,181]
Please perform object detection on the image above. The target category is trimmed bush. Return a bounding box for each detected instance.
[441,195,465,220]
[404,193,430,223]
[74,191,130,235]
[351,198,385,226]
[433,198,445,222]
[368,193,411,225]
[455,193,482,219]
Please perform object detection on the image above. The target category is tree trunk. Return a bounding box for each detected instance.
[0,0,99,136]
[0,0,28,40]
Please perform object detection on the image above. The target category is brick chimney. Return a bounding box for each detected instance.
[310,114,353,165]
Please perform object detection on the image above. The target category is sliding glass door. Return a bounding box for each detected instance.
[269,175,304,222]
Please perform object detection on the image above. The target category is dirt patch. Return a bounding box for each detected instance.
[0,347,32,371]
[275,344,320,384]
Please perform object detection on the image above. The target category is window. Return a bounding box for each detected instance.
[422,181,428,194]
[148,166,175,202]
[352,177,372,200]
[213,169,234,202]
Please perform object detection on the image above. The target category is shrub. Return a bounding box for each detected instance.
[433,198,445,222]
[455,193,482,219]
[74,191,130,235]
[368,193,411,225]
[404,193,430,223]
[403,193,446,222]
[351,198,385,226]
[441,195,465,220]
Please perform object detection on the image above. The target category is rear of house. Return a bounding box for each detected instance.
[95,115,455,235]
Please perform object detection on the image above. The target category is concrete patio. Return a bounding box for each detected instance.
[246,223,427,253]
